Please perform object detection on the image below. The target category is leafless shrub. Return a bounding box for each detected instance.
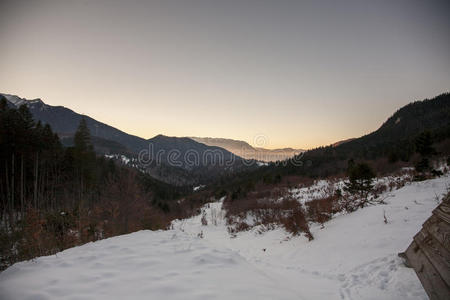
[227,221,251,236]
[201,213,208,226]
[372,182,388,198]
[434,192,441,204]
[305,196,337,224]
[280,200,313,240]
[209,207,223,226]
[224,171,418,241]
[224,194,313,239]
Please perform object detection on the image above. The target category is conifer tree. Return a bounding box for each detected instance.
[414,131,435,173]
[0,97,8,111]
[73,118,96,202]
[74,118,92,154]
[345,162,375,204]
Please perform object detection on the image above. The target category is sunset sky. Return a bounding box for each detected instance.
[1,0,449,149]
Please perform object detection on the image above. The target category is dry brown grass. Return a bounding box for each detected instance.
[305,196,337,224]
[223,169,421,240]
[224,190,313,239]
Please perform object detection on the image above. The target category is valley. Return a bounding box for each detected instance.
[1,2,449,298]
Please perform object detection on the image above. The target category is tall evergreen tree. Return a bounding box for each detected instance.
[73,118,96,202]
[0,97,8,111]
[415,131,435,157]
[74,118,92,154]
[414,131,436,173]
[345,162,375,200]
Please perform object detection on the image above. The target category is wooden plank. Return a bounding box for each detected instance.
[414,230,450,288]
[405,241,450,300]
[437,201,450,213]
[433,203,450,224]
[423,214,450,250]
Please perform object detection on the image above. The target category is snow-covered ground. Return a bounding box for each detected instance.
[1,175,449,300]
[289,172,413,204]
[104,154,143,170]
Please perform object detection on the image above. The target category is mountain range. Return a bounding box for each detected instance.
[2,93,303,162]
[190,137,303,162]
[0,93,254,185]
[3,92,449,183]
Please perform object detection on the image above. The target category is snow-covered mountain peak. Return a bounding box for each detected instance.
[1,93,43,107]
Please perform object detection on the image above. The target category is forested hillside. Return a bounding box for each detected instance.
[0,97,207,270]
[1,93,449,271]
[281,93,450,177]
[205,93,450,200]
[1,93,252,186]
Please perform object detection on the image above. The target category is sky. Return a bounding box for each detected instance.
[0,0,449,149]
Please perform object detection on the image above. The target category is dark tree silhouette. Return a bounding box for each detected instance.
[345,162,376,202]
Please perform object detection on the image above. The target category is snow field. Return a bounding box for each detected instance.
[1,175,449,299]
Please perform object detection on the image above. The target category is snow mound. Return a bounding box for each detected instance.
[0,230,296,300]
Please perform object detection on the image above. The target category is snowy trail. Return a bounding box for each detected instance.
[1,175,449,299]
[171,175,449,300]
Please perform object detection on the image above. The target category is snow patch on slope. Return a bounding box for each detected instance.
[289,173,413,205]
[1,93,43,107]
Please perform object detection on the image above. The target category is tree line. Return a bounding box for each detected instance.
[0,97,202,270]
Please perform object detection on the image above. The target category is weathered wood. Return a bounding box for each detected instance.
[402,195,450,300]
[414,230,450,288]
[405,241,450,300]
[423,214,450,252]
[433,203,450,224]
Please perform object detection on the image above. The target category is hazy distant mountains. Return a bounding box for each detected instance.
[1,93,252,185]
[190,137,304,162]
[4,92,449,182]
[1,93,300,164]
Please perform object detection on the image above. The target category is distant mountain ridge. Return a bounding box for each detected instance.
[1,93,149,153]
[190,137,304,162]
[1,93,251,185]
[334,93,450,157]
[285,92,450,178]
[331,138,356,147]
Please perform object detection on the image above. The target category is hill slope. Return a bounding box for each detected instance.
[337,92,450,158]
[2,174,447,299]
[1,93,148,153]
[0,93,249,185]
[284,93,450,177]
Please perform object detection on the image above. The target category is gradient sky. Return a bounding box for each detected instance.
[1,0,449,149]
